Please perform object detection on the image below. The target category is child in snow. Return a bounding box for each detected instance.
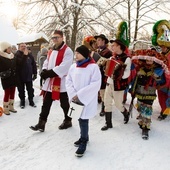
[66,45,101,157]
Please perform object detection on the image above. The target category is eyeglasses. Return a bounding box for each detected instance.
[51,36,62,40]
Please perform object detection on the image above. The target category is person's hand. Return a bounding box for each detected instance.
[32,74,37,81]
[40,69,58,79]
[72,95,78,102]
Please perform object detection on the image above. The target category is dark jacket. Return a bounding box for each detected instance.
[0,52,17,90]
[15,50,37,83]
[97,47,112,89]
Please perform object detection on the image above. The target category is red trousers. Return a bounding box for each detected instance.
[157,90,168,113]
[3,86,16,102]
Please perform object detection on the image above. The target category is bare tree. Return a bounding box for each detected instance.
[15,0,122,50]
[115,0,170,43]
[6,0,170,49]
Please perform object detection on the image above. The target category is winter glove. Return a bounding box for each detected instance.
[32,74,37,81]
[40,69,58,79]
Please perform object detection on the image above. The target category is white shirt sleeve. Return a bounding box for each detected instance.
[122,57,131,79]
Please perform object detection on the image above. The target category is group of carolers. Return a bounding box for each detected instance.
[84,32,170,141]
[0,20,170,158]
[31,20,170,157]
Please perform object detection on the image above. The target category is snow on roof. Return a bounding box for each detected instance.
[17,32,49,44]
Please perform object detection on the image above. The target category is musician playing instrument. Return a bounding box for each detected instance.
[94,34,112,116]
[101,39,131,131]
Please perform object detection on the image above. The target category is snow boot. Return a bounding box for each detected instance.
[122,109,130,124]
[98,92,102,104]
[99,102,105,117]
[20,100,25,109]
[30,118,46,132]
[136,114,142,120]
[142,128,149,140]
[58,118,72,130]
[101,112,113,131]
[157,112,167,121]
[29,100,36,108]
[75,139,87,157]
[9,99,17,113]
[3,102,10,115]
[74,138,89,147]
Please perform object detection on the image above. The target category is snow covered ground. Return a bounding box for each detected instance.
[0,76,170,170]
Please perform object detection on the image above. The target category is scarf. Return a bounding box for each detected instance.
[76,57,95,68]
[52,44,67,100]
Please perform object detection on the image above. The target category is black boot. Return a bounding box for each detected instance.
[142,128,149,140]
[101,112,113,131]
[29,100,36,107]
[74,138,89,147]
[30,118,46,132]
[75,138,87,157]
[98,92,102,104]
[99,102,105,117]
[157,112,167,121]
[20,100,25,109]
[58,118,72,130]
[122,109,130,124]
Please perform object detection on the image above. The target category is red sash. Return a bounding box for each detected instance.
[52,45,67,100]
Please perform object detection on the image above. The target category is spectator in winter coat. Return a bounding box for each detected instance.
[15,43,37,109]
[0,42,17,115]
[66,45,101,157]
[11,45,17,54]
[38,47,48,88]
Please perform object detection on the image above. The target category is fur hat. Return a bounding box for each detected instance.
[94,34,109,44]
[0,41,11,52]
[76,45,90,59]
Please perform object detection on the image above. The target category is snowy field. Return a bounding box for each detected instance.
[0,76,170,170]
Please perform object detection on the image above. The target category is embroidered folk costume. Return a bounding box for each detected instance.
[152,20,170,120]
[131,49,169,139]
[101,21,131,130]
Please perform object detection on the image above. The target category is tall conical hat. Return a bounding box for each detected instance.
[116,21,130,47]
[152,20,170,47]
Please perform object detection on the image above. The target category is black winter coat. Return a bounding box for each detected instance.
[0,52,17,90]
[15,50,37,83]
[97,47,112,89]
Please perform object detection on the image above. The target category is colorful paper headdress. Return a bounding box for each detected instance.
[131,49,170,75]
[82,36,96,51]
[116,21,130,47]
[152,20,170,47]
